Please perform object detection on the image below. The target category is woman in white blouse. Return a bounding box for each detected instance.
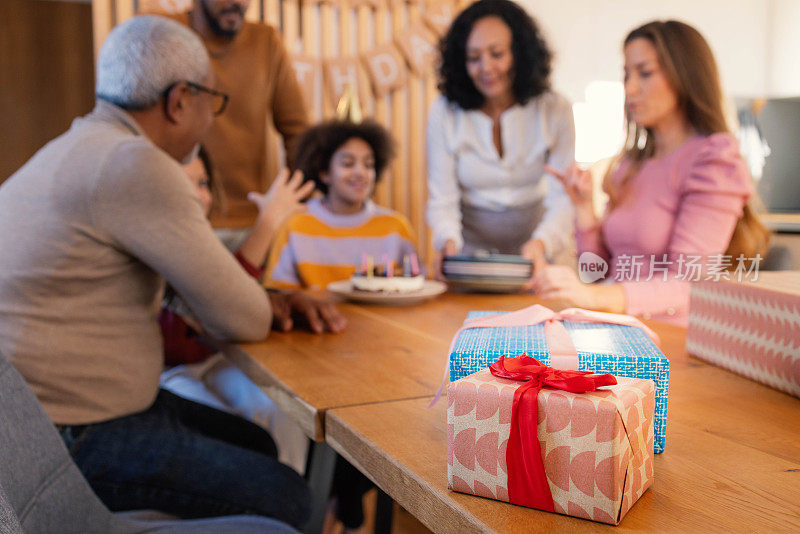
[427,0,575,274]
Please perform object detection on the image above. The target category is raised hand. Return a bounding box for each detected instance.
[545,164,593,209]
[250,168,315,232]
[546,164,598,230]
[237,169,315,269]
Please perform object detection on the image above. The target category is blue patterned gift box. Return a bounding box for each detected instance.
[449,311,670,454]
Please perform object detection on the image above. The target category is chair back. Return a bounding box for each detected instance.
[0,353,123,533]
[0,480,23,533]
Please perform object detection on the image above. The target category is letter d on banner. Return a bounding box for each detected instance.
[362,44,407,97]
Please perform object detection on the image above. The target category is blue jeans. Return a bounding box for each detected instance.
[58,389,311,530]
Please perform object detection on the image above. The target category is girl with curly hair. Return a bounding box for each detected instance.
[427,0,575,276]
[266,119,418,289]
[266,119,419,532]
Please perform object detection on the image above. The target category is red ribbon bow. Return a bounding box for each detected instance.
[489,355,617,511]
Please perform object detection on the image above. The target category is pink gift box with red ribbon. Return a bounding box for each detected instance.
[437,304,669,454]
[447,357,655,525]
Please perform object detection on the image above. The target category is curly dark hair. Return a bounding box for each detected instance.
[437,0,552,109]
[292,120,396,195]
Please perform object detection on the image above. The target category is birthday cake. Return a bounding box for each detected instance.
[351,274,425,293]
[350,254,424,293]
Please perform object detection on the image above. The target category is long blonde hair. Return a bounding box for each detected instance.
[607,20,769,263]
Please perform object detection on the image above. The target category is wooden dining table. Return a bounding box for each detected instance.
[227,292,800,533]
[222,292,466,532]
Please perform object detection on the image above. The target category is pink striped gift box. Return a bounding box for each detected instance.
[686,271,800,397]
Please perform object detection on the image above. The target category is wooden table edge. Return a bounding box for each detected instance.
[222,342,444,442]
[326,398,496,534]
[221,342,324,441]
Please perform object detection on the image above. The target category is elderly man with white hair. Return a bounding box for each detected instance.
[0,15,312,528]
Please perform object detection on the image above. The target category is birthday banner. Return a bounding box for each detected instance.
[291,2,455,106]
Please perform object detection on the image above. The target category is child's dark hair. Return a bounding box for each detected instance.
[292,119,396,194]
[193,145,226,216]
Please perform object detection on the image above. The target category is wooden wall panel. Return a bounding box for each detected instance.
[1,0,95,183]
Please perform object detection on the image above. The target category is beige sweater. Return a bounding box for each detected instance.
[0,101,272,425]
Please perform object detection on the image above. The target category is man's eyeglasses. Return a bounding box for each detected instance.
[163,81,229,116]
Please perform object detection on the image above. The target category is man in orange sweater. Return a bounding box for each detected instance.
[167,0,309,230]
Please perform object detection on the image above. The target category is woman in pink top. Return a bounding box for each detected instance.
[534,20,769,325]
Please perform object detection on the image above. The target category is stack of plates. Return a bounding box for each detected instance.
[442,254,533,293]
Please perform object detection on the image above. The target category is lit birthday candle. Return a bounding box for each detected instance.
[381,254,389,277]
[366,255,374,278]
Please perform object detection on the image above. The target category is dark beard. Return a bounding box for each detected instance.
[200,0,243,38]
